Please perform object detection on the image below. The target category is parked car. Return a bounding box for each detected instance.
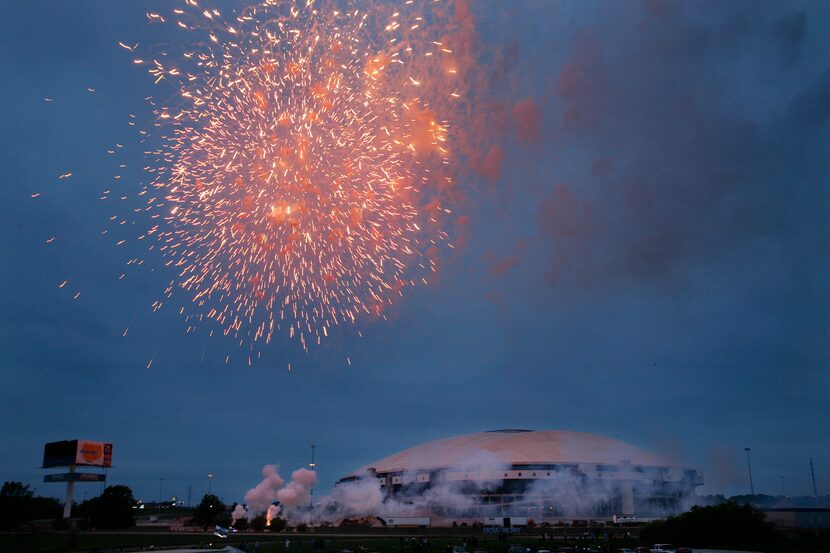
[618,549,636,553]
[651,546,676,553]
[452,547,469,553]
[635,548,651,553]
[507,546,529,553]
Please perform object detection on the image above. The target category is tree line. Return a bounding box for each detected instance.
[0,480,287,531]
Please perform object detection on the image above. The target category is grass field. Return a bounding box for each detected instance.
[2,529,828,553]
[0,531,623,553]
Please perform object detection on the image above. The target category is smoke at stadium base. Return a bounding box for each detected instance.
[234,431,703,525]
[233,464,318,522]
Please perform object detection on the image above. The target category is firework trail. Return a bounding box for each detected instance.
[122,0,479,354]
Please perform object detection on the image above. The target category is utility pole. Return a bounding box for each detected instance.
[744,448,754,495]
[810,457,818,500]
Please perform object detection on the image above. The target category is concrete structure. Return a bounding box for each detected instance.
[339,429,703,521]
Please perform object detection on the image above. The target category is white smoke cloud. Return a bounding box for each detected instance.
[311,449,511,523]
[277,468,318,509]
[521,470,616,517]
[321,473,386,519]
[231,503,248,523]
[308,445,695,524]
[266,504,280,524]
[241,444,697,526]
[243,464,285,516]
[239,465,318,521]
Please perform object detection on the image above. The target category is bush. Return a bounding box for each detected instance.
[251,515,267,531]
[216,513,233,528]
[87,485,136,530]
[0,481,63,529]
[270,516,287,532]
[51,517,71,531]
[234,517,250,531]
[193,494,226,529]
[639,501,780,548]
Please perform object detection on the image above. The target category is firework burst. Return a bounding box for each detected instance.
[129,0,470,354]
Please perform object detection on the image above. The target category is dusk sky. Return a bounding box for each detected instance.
[2,0,828,507]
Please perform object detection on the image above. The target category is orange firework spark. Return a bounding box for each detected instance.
[130,0,469,353]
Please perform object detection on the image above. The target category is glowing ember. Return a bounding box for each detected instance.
[130,0,469,353]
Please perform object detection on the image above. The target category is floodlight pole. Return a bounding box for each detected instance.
[63,464,76,519]
[309,445,316,508]
[158,477,164,517]
[208,473,214,495]
[744,448,754,495]
[810,457,818,500]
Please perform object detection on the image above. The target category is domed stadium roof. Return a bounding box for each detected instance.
[352,430,671,475]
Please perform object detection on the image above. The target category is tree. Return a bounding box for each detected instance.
[193,494,226,529]
[87,485,136,530]
[639,502,780,548]
[250,515,267,531]
[269,516,287,532]
[1,481,33,498]
[0,481,62,530]
[234,516,250,531]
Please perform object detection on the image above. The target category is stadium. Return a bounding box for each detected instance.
[337,429,703,523]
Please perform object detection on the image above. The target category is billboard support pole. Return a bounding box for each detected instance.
[63,464,76,519]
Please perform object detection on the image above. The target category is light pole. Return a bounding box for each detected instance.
[208,473,214,495]
[744,448,754,495]
[158,477,164,517]
[309,445,316,508]
[810,457,818,500]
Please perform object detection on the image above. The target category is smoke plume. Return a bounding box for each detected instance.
[237,465,318,521]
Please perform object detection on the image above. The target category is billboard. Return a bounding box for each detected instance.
[44,472,107,483]
[43,440,113,468]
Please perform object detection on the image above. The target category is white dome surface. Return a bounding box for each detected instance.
[353,430,670,475]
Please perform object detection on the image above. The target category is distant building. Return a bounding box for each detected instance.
[337,429,703,523]
[763,506,830,529]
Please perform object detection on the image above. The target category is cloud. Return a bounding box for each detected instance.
[773,9,807,68]
[484,239,528,277]
[554,32,608,132]
[477,144,505,182]
[512,98,544,143]
[788,68,830,128]
[530,3,829,288]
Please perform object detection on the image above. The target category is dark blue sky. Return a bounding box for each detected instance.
[1,0,828,506]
